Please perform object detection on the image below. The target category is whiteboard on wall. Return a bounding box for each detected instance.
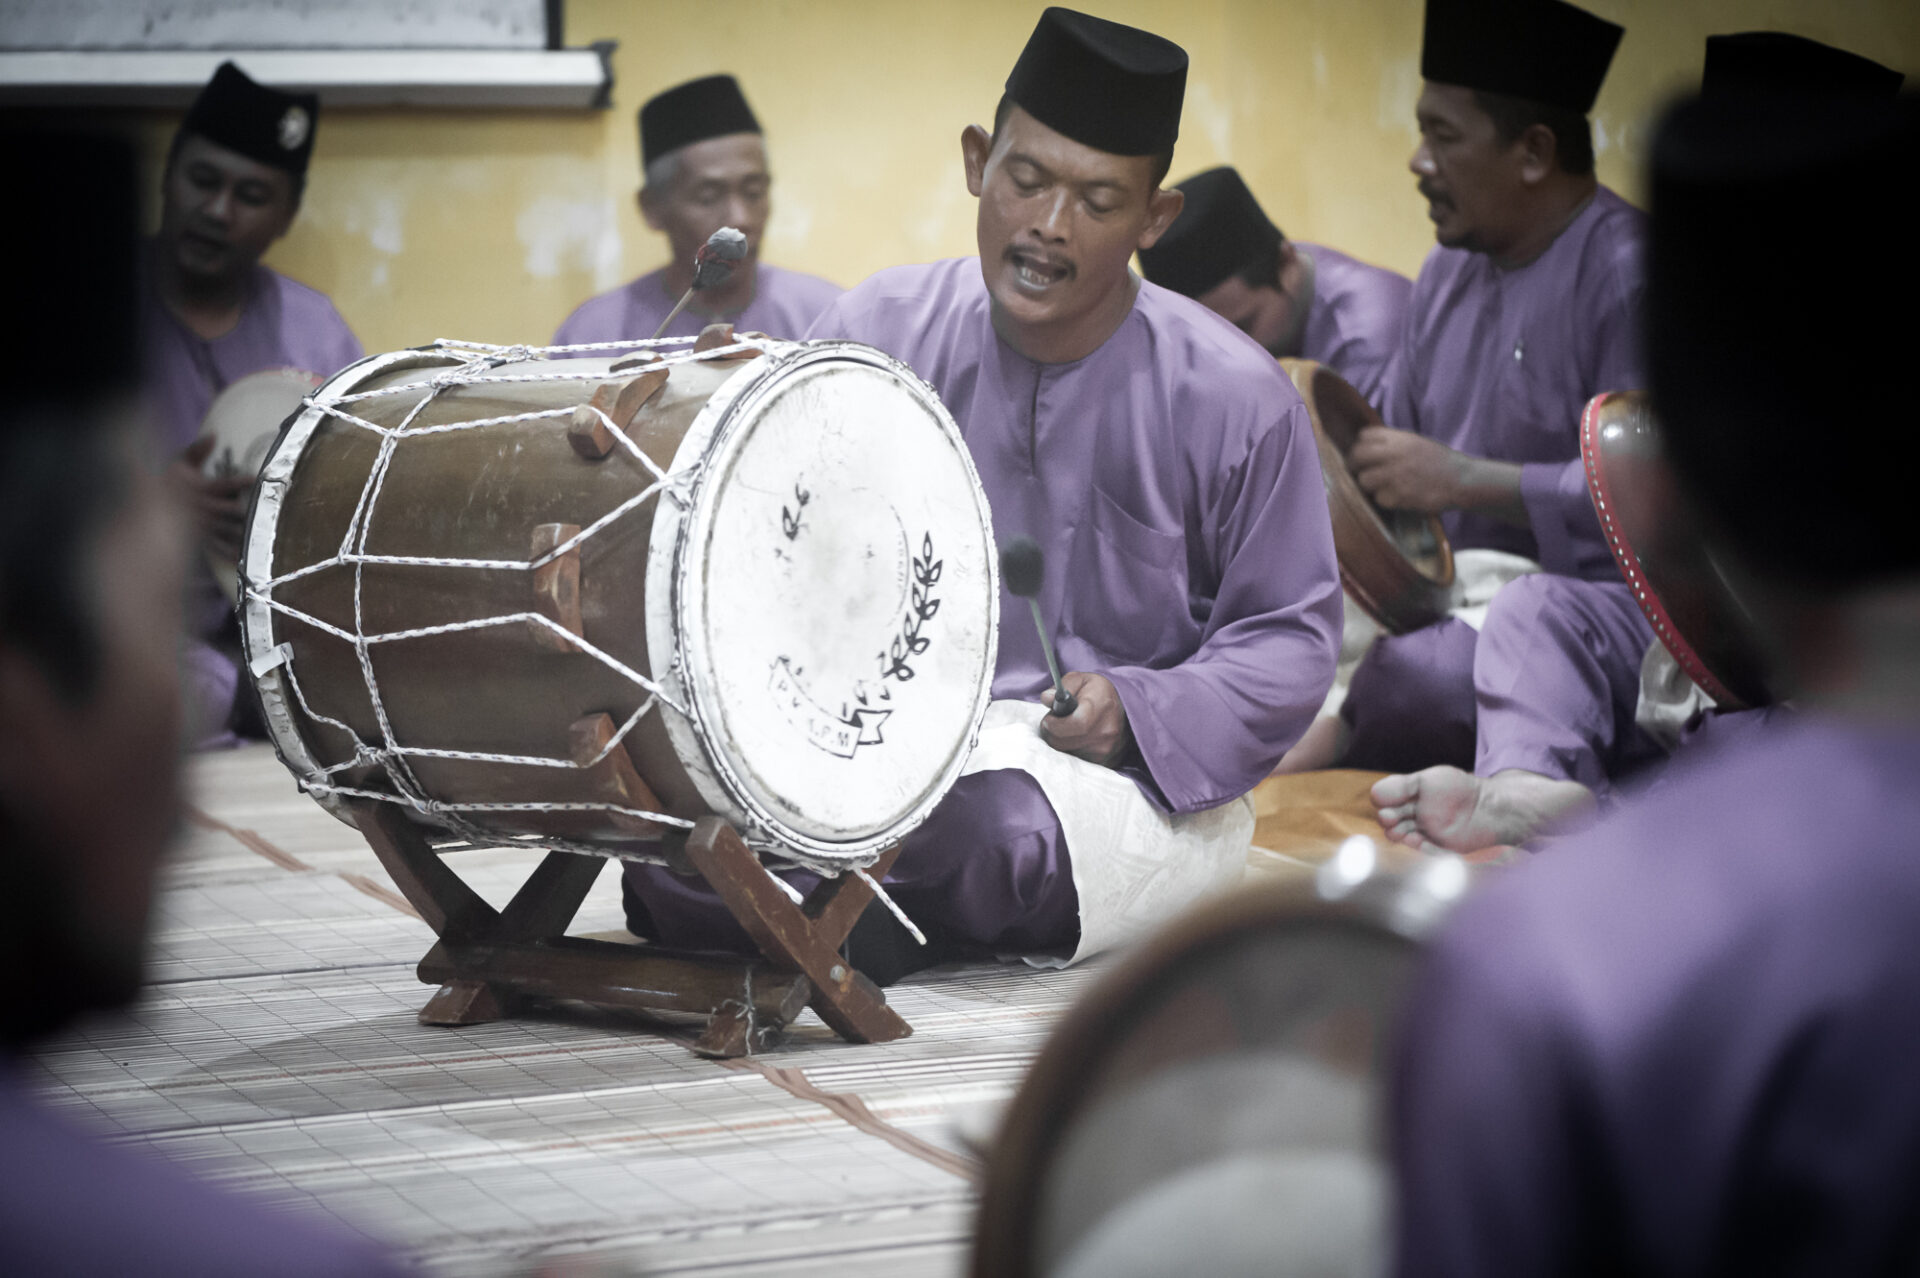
[0,0,555,50]
[0,0,613,108]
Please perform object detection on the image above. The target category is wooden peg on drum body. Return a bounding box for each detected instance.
[529,522,584,651]
[568,712,673,841]
[690,322,767,362]
[568,366,671,460]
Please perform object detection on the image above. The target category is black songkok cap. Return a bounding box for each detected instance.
[180,61,318,176]
[1005,7,1187,157]
[1138,167,1281,298]
[1702,32,1903,101]
[1647,92,1920,588]
[0,129,140,403]
[1421,0,1623,114]
[640,75,762,169]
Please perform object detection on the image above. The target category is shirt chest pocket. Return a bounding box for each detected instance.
[1062,484,1194,668]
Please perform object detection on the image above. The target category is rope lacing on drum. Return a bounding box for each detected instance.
[241,334,780,862]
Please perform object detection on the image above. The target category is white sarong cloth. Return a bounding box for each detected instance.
[962,700,1255,967]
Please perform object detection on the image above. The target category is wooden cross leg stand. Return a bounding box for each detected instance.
[346,800,912,1057]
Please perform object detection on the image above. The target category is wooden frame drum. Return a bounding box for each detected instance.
[972,851,1472,1277]
[1280,359,1454,634]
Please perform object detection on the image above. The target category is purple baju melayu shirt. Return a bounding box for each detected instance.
[1392,715,1920,1275]
[141,257,361,748]
[1381,185,1644,581]
[552,263,842,346]
[141,260,362,457]
[810,259,1343,813]
[1344,188,1655,784]
[1,1060,406,1276]
[1295,242,1410,409]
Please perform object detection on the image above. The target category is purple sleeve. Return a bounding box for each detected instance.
[1104,400,1342,812]
[802,288,862,342]
[1518,457,1612,579]
[1391,898,1579,1277]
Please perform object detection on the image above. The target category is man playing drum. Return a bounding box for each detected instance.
[1391,87,1920,1275]
[1268,0,1657,828]
[142,62,363,747]
[1139,165,1410,407]
[553,75,842,345]
[624,7,1341,980]
[1368,31,1902,856]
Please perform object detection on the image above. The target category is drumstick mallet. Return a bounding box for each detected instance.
[651,226,750,339]
[1000,536,1077,718]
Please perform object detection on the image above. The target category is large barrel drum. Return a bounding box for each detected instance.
[238,336,999,869]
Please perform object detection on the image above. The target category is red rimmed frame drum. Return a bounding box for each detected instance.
[1580,390,1774,710]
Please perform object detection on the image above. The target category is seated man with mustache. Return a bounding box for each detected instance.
[1281,0,1658,830]
[1367,30,1903,855]
[621,7,1341,981]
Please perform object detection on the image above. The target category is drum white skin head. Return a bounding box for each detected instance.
[974,861,1474,1278]
[198,367,323,602]
[650,343,999,861]
[197,367,322,478]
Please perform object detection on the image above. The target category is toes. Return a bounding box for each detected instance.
[1371,772,1419,808]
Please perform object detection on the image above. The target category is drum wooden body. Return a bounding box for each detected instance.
[1280,359,1454,633]
[1581,391,1773,709]
[239,337,999,869]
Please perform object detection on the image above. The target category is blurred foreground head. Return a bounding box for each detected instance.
[0,128,186,1048]
[1647,92,1919,598]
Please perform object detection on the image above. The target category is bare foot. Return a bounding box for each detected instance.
[1370,767,1596,853]
[1273,714,1351,775]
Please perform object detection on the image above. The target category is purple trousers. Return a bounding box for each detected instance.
[622,767,1080,959]
[1344,576,1661,792]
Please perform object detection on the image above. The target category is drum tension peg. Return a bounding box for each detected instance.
[530,523,585,650]
[569,366,670,460]
[690,322,768,361]
[568,712,671,841]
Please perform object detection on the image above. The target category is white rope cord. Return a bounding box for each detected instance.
[246,337,783,862]
[854,868,929,946]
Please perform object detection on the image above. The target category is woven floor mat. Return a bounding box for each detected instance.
[27,745,1121,1274]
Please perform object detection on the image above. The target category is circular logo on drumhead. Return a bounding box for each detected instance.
[766,525,943,759]
[685,355,996,847]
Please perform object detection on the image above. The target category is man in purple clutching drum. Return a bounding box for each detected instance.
[142,62,363,748]
[1391,88,1920,1276]
[553,74,842,345]
[622,8,1342,982]
[1365,31,1903,857]
[1138,165,1410,409]
[1270,0,1658,825]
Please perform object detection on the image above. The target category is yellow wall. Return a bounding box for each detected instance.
[129,0,1917,354]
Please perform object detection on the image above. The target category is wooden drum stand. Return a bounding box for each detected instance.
[350,800,911,1057]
